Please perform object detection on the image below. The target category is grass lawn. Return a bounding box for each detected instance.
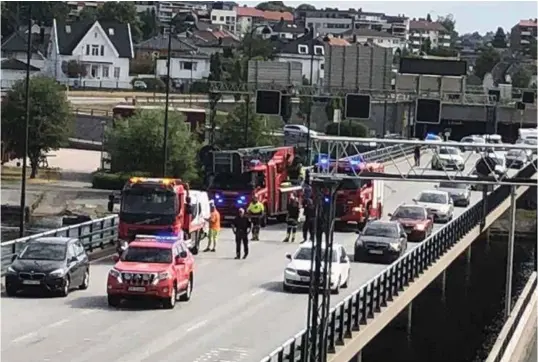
[1,166,61,184]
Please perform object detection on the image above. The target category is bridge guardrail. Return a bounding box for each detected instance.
[1,215,118,276]
[261,160,537,362]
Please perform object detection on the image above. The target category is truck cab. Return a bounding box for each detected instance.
[205,146,303,222]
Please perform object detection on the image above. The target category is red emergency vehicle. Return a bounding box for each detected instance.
[205,146,303,222]
[107,235,195,309]
[115,177,205,254]
[316,154,384,229]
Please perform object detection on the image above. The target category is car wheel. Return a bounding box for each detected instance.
[79,268,90,290]
[331,278,341,295]
[107,295,121,307]
[179,275,193,302]
[163,284,177,309]
[341,273,349,288]
[5,284,17,297]
[353,249,361,262]
[58,276,70,297]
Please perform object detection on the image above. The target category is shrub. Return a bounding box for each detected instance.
[91,171,152,190]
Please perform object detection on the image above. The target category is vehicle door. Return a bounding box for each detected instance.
[74,240,89,276]
[66,242,83,285]
[339,246,351,282]
[174,243,190,290]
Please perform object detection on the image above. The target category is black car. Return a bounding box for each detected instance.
[354,221,408,263]
[5,237,90,297]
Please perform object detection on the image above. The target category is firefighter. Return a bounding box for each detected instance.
[203,202,220,252]
[283,194,300,243]
[414,145,421,167]
[302,197,315,243]
[232,208,251,259]
[246,195,264,241]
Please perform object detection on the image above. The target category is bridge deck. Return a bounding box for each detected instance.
[2,152,493,362]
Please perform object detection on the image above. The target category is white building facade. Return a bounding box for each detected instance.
[210,9,237,33]
[156,55,210,81]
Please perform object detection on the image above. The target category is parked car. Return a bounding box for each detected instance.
[354,221,408,263]
[133,80,148,90]
[436,182,471,207]
[388,204,434,242]
[5,237,90,297]
[283,242,350,294]
[413,190,454,223]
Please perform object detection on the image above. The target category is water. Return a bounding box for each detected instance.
[1,216,64,242]
[362,232,535,362]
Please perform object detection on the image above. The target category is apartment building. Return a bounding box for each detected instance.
[341,29,405,53]
[66,1,104,17]
[408,20,450,54]
[210,8,237,33]
[157,1,208,24]
[510,19,537,56]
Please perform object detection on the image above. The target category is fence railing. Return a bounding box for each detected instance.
[260,161,537,362]
[1,215,118,276]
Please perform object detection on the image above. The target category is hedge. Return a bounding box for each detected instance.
[91,171,152,190]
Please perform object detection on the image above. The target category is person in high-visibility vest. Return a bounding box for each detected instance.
[283,194,300,243]
[204,202,220,252]
[246,195,264,241]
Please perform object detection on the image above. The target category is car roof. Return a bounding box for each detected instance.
[31,237,76,245]
[397,204,426,209]
[419,190,448,195]
[366,220,399,227]
[129,240,174,249]
[298,242,342,249]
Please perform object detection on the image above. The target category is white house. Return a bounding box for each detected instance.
[0,59,41,89]
[210,8,237,33]
[274,36,326,85]
[342,29,406,53]
[47,19,134,89]
[155,54,210,82]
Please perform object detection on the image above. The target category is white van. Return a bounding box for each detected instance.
[518,128,538,141]
[185,190,211,254]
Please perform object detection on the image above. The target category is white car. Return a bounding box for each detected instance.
[283,242,350,294]
[486,151,507,175]
[460,135,485,152]
[432,147,465,170]
[413,190,454,223]
[283,124,318,137]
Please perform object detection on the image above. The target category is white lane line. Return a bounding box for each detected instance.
[186,320,208,333]
[81,310,96,315]
[11,332,37,344]
[250,289,265,297]
[49,318,69,328]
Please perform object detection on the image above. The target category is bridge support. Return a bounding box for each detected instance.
[504,185,517,320]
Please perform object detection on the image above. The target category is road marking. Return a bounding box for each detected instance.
[49,318,69,328]
[250,289,265,297]
[11,332,37,344]
[81,310,96,315]
[186,320,208,333]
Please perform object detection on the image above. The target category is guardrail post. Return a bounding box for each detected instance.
[360,289,367,324]
[299,332,308,361]
[393,262,401,297]
[368,282,375,318]
[88,222,94,252]
[402,257,410,287]
[385,268,393,302]
[375,278,381,311]
[345,299,353,338]
[99,219,105,248]
[288,339,296,362]
[110,217,116,242]
[328,310,336,352]
[352,293,361,331]
[336,304,345,345]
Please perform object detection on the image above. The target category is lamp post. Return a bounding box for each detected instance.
[162,13,196,177]
[18,4,32,238]
[244,25,272,147]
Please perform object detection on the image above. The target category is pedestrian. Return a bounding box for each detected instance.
[414,145,421,167]
[302,198,315,243]
[203,202,220,252]
[232,208,251,259]
[283,194,300,243]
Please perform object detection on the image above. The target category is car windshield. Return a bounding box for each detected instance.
[439,182,467,189]
[19,243,66,261]
[439,147,458,155]
[392,206,426,220]
[122,247,172,263]
[363,223,399,238]
[121,188,177,215]
[211,172,254,190]
[507,150,526,157]
[418,192,448,204]
[524,139,538,145]
[294,247,338,263]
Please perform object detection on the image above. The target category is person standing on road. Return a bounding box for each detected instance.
[246,195,264,241]
[414,145,421,167]
[283,194,300,243]
[203,202,220,252]
[302,198,315,243]
[232,208,251,259]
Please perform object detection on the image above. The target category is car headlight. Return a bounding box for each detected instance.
[7,266,16,274]
[415,224,425,231]
[355,239,363,247]
[49,268,65,277]
[285,268,296,274]
[152,271,171,285]
[389,243,401,251]
[109,268,122,283]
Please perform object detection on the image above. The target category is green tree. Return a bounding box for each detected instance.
[325,121,367,137]
[97,2,141,41]
[426,14,432,22]
[420,38,432,53]
[511,67,532,88]
[61,60,87,78]
[474,47,500,80]
[105,109,199,181]
[325,98,344,122]
[297,76,312,119]
[217,103,278,149]
[428,47,459,57]
[529,37,537,60]
[2,2,70,37]
[255,1,293,12]
[296,4,316,11]
[1,77,72,178]
[240,32,276,61]
[79,6,98,21]
[492,27,507,48]
[139,8,159,40]
[437,14,458,47]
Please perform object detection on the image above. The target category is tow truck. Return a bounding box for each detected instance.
[315,154,384,229]
[111,177,205,255]
[204,146,303,223]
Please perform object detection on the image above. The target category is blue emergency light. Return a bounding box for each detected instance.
[214,193,224,204]
[236,195,246,205]
[136,235,179,243]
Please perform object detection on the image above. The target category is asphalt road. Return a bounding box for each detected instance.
[1,152,509,362]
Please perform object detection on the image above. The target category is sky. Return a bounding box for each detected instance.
[239,1,538,35]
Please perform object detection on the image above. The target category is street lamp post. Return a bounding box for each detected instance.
[244,25,271,147]
[18,4,32,238]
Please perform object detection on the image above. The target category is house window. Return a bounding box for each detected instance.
[91,65,99,77]
[102,66,109,78]
[212,15,216,21]
[100,45,104,56]
[94,32,98,38]
[114,67,120,78]
[180,61,197,71]
[86,45,90,55]
[314,45,324,55]
[298,44,308,54]
[220,16,224,21]
[320,63,324,70]
[91,45,99,55]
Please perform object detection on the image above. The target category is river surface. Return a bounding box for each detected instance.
[1,216,64,242]
[362,232,536,362]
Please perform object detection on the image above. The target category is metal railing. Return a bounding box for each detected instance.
[260,161,537,362]
[1,215,118,276]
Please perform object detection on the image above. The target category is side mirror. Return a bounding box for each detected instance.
[355,230,361,235]
[112,255,120,262]
[387,213,393,217]
[412,198,417,203]
[285,253,292,260]
[175,255,186,265]
[179,251,188,259]
[11,255,17,262]
[434,185,438,189]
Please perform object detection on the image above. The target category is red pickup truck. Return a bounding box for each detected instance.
[107,235,195,309]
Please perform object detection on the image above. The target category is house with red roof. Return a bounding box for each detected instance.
[235,6,294,37]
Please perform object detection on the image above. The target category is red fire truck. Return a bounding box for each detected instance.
[114,177,205,254]
[316,154,384,229]
[205,146,302,222]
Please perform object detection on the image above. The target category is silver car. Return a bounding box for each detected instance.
[413,190,454,223]
[436,182,471,207]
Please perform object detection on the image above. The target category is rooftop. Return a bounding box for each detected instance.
[409,20,447,33]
